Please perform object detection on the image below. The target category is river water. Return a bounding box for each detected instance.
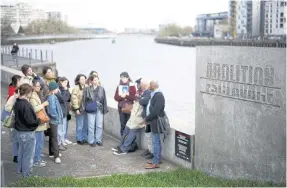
[19,35,196,125]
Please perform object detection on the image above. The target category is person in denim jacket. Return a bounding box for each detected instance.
[46,82,63,164]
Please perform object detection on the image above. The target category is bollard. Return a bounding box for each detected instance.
[40,50,43,63]
[35,49,37,59]
[51,51,53,63]
[26,48,28,57]
[46,50,48,61]
[22,48,24,57]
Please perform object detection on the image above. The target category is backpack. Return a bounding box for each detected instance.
[128,138,138,153]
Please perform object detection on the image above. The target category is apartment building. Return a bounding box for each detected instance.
[46,11,62,21]
[1,3,46,27]
[1,5,17,25]
[264,0,287,36]
[235,0,262,38]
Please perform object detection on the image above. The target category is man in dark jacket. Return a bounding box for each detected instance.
[144,80,165,169]
[11,43,19,60]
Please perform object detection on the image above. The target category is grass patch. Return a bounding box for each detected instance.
[9,168,284,187]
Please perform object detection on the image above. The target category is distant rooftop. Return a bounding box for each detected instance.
[196,12,228,20]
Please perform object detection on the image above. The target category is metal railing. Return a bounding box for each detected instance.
[1,46,54,67]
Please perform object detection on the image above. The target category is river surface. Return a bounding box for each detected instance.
[18,35,196,125]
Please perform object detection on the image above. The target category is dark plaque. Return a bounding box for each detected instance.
[175,131,191,162]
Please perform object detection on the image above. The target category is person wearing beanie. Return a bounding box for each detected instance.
[114,72,136,137]
[46,82,63,164]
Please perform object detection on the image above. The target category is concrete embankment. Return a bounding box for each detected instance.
[1,34,115,45]
[154,37,287,48]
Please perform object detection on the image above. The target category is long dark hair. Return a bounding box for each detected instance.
[9,75,22,87]
[74,74,87,90]
[59,77,70,88]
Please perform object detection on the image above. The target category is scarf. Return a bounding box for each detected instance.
[146,88,161,117]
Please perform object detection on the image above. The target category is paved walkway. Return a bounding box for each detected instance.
[1,86,177,186]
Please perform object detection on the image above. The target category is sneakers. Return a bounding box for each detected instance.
[141,149,150,156]
[96,142,103,146]
[113,148,127,156]
[77,141,84,145]
[33,161,46,167]
[90,143,96,147]
[49,153,62,158]
[13,156,18,163]
[112,146,120,152]
[65,139,73,144]
[63,142,68,146]
[55,157,61,164]
[59,145,67,151]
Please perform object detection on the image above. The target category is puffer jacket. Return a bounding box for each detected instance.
[29,91,48,131]
[126,101,145,130]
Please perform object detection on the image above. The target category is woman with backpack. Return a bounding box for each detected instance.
[81,75,108,147]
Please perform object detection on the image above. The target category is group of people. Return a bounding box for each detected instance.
[2,64,168,178]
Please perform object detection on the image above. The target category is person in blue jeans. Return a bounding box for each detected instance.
[144,80,165,169]
[81,75,108,147]
[13,84,41,177]
[59,77,72,145]
[30,79,49,167]
[71,74,87,145]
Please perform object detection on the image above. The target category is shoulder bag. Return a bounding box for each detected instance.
[3,110,15,128]
[36,108,50,124]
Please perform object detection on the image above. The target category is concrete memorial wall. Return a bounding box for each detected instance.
[195,46,286,183]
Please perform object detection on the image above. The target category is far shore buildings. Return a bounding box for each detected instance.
[228,0,287,39]
[193,12,228,38]
[1,2,67,34]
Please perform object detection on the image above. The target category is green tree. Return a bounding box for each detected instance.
[25,20,79,35]
[159,24,193,37]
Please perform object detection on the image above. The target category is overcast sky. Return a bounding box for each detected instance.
[3,0,228,31]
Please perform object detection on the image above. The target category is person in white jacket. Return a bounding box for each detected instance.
[112,78,151,155]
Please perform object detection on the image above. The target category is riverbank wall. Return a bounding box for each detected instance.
[1,34,115,45]
[154,37,287,48]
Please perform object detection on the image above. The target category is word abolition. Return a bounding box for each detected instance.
[200,63,281,107]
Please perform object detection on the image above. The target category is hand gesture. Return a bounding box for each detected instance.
[42,101,49,107]
[76,110,81,115]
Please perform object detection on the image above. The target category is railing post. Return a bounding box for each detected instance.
[35,49,37,59]
[22,48,24,57]
[40,50,43,63]
[29,52,32,64]
[30,49,32,61]
[51,51,53,63]
[1,54,3,66]
[26,48,28,57]
[16,55,19,67]
[46,50,48,61]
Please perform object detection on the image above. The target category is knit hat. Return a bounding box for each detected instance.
[48,82,59,91]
